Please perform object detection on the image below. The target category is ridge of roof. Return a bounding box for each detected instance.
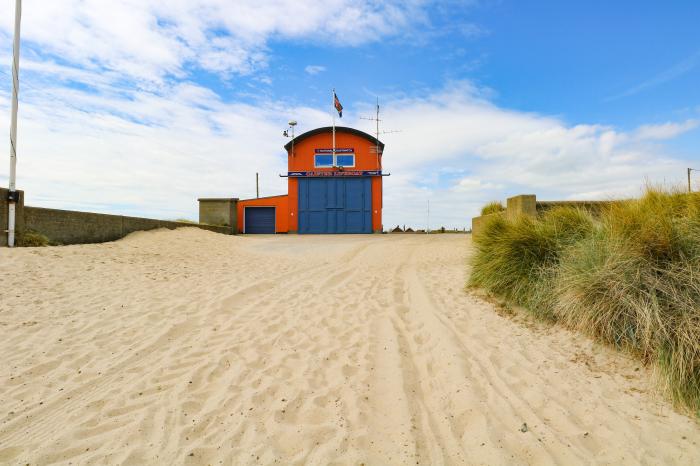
[283,126,385,152]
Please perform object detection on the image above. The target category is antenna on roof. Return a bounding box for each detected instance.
[360,97,400,168]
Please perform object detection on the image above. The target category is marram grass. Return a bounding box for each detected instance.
[470,188,700,414]
[480,201,505,216]
[20,230,50,247]
[470,206,593,320]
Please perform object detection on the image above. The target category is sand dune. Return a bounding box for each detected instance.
[0,228,698,465]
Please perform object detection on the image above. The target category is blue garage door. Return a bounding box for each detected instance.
[245,207,275,234]
[298,177,372,234]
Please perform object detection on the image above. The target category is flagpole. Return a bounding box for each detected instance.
[332,88,336,167]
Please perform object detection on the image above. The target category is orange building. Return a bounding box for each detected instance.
[237,126,385,234]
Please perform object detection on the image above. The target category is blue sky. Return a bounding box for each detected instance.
[1,0,699,228]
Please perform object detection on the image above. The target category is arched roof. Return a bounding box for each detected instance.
[284,126,384,152]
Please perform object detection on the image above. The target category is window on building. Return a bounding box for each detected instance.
[314,154,333,167]
[314,153,355,167]
[336,154,355,167]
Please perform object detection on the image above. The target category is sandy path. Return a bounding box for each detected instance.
[0,228,698,465]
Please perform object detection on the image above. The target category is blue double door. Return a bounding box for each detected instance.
[298,177,372,234]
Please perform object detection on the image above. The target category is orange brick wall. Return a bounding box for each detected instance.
[237,195,289,233]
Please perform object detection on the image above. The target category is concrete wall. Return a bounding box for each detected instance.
[506,194,537,220]
[198,198,238,230]
[2,187,231,246]
[471,211,505,239]
[536,200,614,215]
[471,195,536,240]
[23,207,231,245]
[471,194,618,240]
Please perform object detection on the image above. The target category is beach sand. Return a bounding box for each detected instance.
[0,228,698,465]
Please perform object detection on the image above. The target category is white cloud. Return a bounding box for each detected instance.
[366,83,691,227]
[304,65,326,75]
[0,0,431,84]
[633,119,699,140]
[0,78,692,229]
[0,74,334,219]
[452,177,502,193]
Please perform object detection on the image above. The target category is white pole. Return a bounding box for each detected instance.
[427,199,430,234]
[7,0,22,248]
[688,168,700,193]
[290,124,295,157]
[332,89,336,167]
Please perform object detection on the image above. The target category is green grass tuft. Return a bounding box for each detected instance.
[21,230,50,247]
[470,187,700,414]
[480,201,505,216]
[469,206,593,320]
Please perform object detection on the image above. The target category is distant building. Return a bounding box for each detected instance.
[237,126,385,234]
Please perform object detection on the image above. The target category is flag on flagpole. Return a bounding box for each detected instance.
[333,91,343,118]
